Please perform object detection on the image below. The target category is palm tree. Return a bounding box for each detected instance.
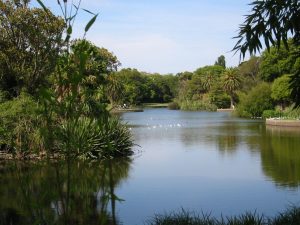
[201,71,215,92]
[222,68,241,109]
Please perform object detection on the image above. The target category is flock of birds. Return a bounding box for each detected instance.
[146,123,182,130]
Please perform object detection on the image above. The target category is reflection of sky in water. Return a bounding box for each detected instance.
[119,108,300,225]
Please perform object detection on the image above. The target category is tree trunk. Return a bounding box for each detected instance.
[230,95,234,109]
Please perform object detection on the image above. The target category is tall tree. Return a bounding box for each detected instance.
[214,55,226,68]
[233,0,300,106]
[0,0,65,97]
[222,68,241,109]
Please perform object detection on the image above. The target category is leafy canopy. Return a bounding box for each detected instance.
[233,0,300,106]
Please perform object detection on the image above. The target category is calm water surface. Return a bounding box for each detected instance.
[1,108,300,225]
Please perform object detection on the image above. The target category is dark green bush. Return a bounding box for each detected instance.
[236,83,274,118]
[209,89,231,109]
[0,93,43,155]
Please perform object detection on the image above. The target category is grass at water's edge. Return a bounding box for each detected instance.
[146,207,300,225]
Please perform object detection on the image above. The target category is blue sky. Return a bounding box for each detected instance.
[34,0,251,74]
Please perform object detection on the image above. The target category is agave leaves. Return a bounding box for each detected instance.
[54,116,133,160]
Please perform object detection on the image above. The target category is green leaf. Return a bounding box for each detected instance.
[82,8,96,15]
[36,0,48,13]
[73,4,79,10]
[85,14,98,33]
[67,26,72,35]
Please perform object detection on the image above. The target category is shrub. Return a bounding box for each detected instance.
[209,90,231,109]
[71,117,134,160]
[281,105,300,119]
[0,93,43,156]
[262,110,281,119]
[236,83,274,118]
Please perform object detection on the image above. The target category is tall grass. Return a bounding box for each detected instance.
[146,207,300,225]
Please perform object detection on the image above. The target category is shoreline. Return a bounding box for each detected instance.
[217,108,234,112]
[266,118,300,127]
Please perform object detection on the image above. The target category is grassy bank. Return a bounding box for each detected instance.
[146,207,300,225]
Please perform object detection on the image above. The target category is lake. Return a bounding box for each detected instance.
[1,108,300,225]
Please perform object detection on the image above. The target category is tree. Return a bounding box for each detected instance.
[201,71,215,92]
[214,55,226,68]
[0,0,65,97]
[222,68,241,109]
[233,0,300,106]
[194,65,224,77]
[259,40,299,82]
[271,74,292,108]
[237,56,260,92]
[238,56,260,81]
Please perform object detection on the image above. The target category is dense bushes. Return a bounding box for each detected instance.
[262,105,300,119]
[236,83,274,118]
[0,93,43,156]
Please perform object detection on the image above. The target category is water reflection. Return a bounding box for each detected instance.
[260,126,300,188]
[0,158,131,225]
[124,109,300,189]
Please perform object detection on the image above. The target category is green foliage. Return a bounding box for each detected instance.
[179,98,217,112]
[233,0,300,57]
[194,65,225,77]
[222,68,241,108]
[214,55,226,68]
[262,110,280,119]
[237,56,260,92]
[271,74,292,103]
[236,83,274,118]
[281,105,300,119]
[113,68,177,105]
[40,39,133,159]
[0,93,43,155]
[233,0,300,106]
[176,71,193,81]
[54,116,133,159]
[0,0,65,98]
[71,39,121,77]
[259,42,299,82]
[209,87,231,109]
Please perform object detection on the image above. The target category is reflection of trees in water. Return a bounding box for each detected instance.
[178,121,262,154]
[214,122,261,154]
[0,158,131,225]
[259,126,300,188]
[216,122,241,153]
